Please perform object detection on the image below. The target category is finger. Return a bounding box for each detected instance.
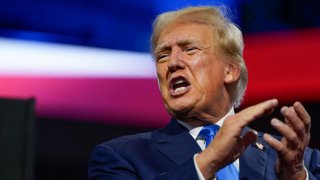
[284,118,292,128]
[263,133,287,156]
[281,107,305,137]
[281,106,293,128]
[270,118,298,149]
[242,130,258,149]
[293,102,311,131]
[235,99,278,128]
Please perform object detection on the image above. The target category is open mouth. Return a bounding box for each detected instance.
[169,76,191,96]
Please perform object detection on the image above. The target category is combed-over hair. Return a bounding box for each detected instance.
[151,6,248,107]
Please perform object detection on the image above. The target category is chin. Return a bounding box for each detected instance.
[162,91,202,117]
[165,101,196,118]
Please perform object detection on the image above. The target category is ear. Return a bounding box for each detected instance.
[224,63,240,84]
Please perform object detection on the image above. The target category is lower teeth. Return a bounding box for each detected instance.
[175,87,186,93]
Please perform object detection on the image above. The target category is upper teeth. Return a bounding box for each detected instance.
[175,79,185,85]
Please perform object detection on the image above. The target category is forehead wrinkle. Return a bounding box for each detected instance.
[176,38,199,47]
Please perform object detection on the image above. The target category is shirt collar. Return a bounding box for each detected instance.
[177,108,235,140]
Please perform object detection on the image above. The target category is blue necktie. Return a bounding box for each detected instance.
[198,124,239,180]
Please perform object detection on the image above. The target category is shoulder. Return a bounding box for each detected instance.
[88,130,162,179]
[96,129,163,153]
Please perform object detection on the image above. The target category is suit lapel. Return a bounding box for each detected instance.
[240,127,271,179]
[156,119,202,165]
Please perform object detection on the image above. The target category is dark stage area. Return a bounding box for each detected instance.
[35,118,151,180]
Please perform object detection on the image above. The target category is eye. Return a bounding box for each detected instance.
[185,46,198,54]
[156,53,169,62]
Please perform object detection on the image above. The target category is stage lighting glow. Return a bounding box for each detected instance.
[0,38,156,78]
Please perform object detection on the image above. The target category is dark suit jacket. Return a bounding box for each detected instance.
[88,119,320,179]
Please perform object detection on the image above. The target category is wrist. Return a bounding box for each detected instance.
[276,161,306,180]
[196,150,221,179]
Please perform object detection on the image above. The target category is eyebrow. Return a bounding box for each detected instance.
[154,44,170,56]
[154,39,200,55]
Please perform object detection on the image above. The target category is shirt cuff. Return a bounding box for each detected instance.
[193,154,216,180]
[304,166,309,180]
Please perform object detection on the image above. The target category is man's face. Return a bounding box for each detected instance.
[155,23,234,121]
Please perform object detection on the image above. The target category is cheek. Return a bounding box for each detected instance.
[156,66,168,92]
[191,62,225,92]
[156,64,166,79]
[188,57,213,85]
[196,71,214,93]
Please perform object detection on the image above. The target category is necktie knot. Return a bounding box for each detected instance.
[197,124,239,179]
[198,124,220,147]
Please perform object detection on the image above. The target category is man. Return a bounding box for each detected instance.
[88,6,320,179]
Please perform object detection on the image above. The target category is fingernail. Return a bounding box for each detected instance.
[294,101,301,107]
[252,130,258,136]
[281,106,288,114]
[271,98,278,105]
[271,119,280,126]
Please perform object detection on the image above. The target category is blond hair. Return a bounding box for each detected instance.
[151,6,248,107]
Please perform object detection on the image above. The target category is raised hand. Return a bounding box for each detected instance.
[196,99,278,179]
[264,102,311,180]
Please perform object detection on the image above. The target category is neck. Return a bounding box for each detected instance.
[176,105,233,127]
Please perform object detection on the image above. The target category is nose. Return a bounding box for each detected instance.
[167,49,185,72]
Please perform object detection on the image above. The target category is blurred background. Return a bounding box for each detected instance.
[0,0,319,179]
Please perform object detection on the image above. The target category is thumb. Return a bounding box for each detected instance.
[232,130,258,161]
[242,130,258,150]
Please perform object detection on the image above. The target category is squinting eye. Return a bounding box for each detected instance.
[185,47,198,54]
[157,54,169,62]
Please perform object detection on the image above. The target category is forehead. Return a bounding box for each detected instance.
[156,23,214,49]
